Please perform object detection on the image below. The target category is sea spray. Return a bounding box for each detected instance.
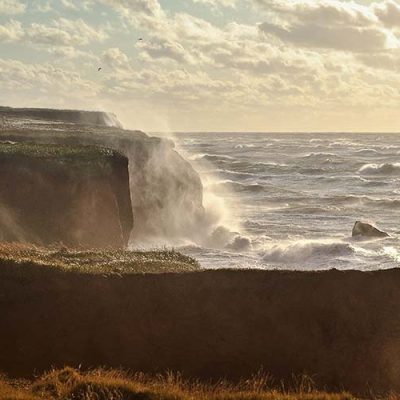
[138,131,253,251]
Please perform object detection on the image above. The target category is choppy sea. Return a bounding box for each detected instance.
[174,132,400,270]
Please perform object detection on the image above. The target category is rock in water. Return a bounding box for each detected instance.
[352,221,389,238]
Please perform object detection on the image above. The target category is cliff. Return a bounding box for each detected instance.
[0,142,133,248]
[0,251,400,395]
[0,106,204,244]
[0,106,122,128]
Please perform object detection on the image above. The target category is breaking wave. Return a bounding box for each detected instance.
[359,163,400,175]
[261,240,355,264]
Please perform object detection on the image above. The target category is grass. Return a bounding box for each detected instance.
[0,142,125,174]
[0,142,120,161]
[0,368,359,400]
[0,243,200,275]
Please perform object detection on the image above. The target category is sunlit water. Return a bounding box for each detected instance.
[174,132,400,270]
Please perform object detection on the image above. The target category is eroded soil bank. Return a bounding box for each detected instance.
[0,143,133,248]
[0,259,399,395]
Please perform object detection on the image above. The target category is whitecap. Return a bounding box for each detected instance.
[359,163,400,175]
[261,240,355,264]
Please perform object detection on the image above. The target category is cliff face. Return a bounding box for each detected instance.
[0,265,400,395]
[0,143,133,248]
[0,106,204,244]
[0,106,122,128]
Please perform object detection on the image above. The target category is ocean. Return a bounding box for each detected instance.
[173,132,400,270]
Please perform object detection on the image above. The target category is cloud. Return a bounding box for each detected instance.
[0,58,99,97]
[137,40,195,64]
[0,0,26,14]
[255,0,377,26]
[255,0,397,52]
[0,20,23,42]
[102,47,129,67]
[357,51,400,71]
[191,0,237,9]
[60,0,79,10]
[27,18,108,46]
[259,21,390,52]
[373,0,400,28]
[32,1,53,13]
[46,46,98,62]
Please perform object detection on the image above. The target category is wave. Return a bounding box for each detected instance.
[301,152,337,158]
[234,144,256,149]
[261,240,355,264]
[359,163,400,175]
[195,154,235,162]
[354,149,379,155]
[320,194,400,209]
[208,180,265,193]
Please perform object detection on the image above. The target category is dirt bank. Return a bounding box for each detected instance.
[0,259,399,395]
[0,143,133,248]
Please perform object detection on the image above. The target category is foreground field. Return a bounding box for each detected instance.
[2,244,400,395]
[0,368,355,400]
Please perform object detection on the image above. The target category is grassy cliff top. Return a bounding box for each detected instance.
[0,142,122,162]
[0,244,199,275]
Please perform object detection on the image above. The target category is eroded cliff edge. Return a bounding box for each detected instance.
[0,106,204,245]
[0,142,132,248]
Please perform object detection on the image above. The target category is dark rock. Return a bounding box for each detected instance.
[352,221,389,238]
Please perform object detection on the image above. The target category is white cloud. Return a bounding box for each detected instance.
[373,0,400,28]
[102,47,129,67]
[255,0,399,52]
[0,58,99,96]
[60,0,79,10]
[27,18,108,46]
[33,1,53,12]
[0,0,26,14]
[0,20,23,42]
[191,0,237,8]
[259,21,390,52]
[137,40,195,64]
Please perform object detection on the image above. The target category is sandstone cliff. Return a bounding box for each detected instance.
[0,142,132,248]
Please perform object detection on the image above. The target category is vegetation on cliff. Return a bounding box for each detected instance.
[0,367,355,400]
[0,244,199,274]
[0,142,123,176]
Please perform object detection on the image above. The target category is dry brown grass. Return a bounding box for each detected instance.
[0,243,199,274]
[0,368,358,400]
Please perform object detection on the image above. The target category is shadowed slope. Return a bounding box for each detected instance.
[0,143,133,248]
[0,250,399,395]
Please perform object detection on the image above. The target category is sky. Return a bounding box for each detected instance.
[1,0,400,132]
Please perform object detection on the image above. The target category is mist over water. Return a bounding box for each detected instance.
[173,132,400,270]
